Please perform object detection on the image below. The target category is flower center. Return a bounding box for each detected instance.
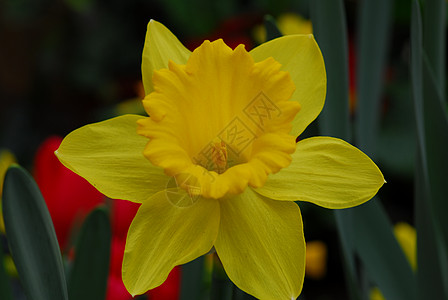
[137,39,300,199]
[211,138,228,174]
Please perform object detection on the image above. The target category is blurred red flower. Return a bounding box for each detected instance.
[186,14,260,51]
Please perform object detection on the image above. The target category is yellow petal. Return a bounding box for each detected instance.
[138,39,300,199]
[142,20,191,95]
[250,35,326,136]
[215,188,305,300]
[255,137,385,208]
[55,115,168,203]
[122,189,219,295]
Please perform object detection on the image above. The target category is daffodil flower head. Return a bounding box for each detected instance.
[55,20,385,300]
[137,38,300,199]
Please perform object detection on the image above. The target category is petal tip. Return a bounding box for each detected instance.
[148,19,160,27]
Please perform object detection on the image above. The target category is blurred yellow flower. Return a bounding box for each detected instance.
[370,287,385,300]
[254,13,313,44]
[56,20,384,299]
[394,222,416,270]
[305,240,328,279]
[0,149,17,233]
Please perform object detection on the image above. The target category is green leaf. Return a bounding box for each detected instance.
[352,199,417,300]
[180,256,205,300]
[420,50,448,290]
[310,0,350,140]
[415,152,448,299]
[422,0,446,95]
[355,0,392,157]
[333,210,362,300]
[2,165,68,300]
[411,1,448,298]
[0,241,13,300]
[68,207,111,300]
[421,56,448,293]
[377,82,416,178]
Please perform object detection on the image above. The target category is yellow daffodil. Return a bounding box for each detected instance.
[55,20,384,300]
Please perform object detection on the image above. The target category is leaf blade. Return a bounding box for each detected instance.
[355,0,392,157]
[2,165,68,300]
[411,1,448,298]
[68,207,111,300]
[353,199,417,300]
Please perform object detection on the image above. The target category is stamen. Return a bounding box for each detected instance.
[211,138,227,174]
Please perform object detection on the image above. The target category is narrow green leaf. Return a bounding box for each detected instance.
[2,165,68,300]
[263,15,283,42]
[350,1,417,298]
[422,0,446,95]
[415,152,448,299]
[355,0,392,157]
[352,199,417,300]
[411,1,448,298]
[421,55,448,259]
[180,256,205,300]
[310,0,350,140]
[68,207,111,300]
[333,210,362,300]
[0,241,13,300]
